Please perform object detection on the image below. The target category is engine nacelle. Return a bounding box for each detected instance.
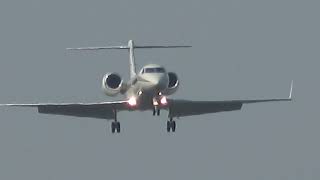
[163,72,179,95]
[102,73,123,96]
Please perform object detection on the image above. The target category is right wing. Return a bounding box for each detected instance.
[0,101,130,119]
[167,81,293,118]
[167,98,291,118]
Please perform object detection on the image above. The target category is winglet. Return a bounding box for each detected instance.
[289,80,293,100]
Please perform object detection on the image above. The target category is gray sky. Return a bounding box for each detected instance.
[0,0,319,179]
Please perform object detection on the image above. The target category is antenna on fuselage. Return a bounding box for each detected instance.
[67,40,191,78]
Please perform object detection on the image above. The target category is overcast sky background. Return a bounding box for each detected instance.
[0,0,319,179]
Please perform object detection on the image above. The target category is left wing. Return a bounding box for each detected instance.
[167,81,293,118]
[0,101,129,119]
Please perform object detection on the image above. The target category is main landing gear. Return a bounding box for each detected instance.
[111,110,120,133]
[167,117,176,133]
[111,121,120,133]
[108,109,176,134]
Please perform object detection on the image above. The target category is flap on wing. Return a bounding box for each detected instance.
[168,100,242,118]
[37,104,115,119]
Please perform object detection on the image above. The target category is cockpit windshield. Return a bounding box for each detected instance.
[142,67,165,74]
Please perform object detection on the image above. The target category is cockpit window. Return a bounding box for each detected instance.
[144,67,165,73]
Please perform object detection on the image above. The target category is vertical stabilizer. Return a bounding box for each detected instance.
[128,40,137,78]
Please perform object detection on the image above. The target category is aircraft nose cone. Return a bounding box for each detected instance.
[149,77,161,85]
[148,74,168,89]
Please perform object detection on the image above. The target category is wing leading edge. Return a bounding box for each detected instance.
[167,81,293,118]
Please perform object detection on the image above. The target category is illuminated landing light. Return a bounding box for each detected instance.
[153,99,159,106]
[160,96,168,105]
[128,97,137,106]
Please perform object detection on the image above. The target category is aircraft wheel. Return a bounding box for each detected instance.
[153,109,156,116]
[157,109,160,116]
[171,121,176,132]
[167,121,171,132]
[116,122,121,133]
[111,122,116,133]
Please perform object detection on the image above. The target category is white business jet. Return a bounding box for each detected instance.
[0,40,293,133]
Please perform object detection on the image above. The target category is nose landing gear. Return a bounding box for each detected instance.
[152,97,161,116]
[153,107,160,116]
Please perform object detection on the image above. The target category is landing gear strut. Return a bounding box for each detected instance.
[153,107,160,116]
[111,109,120,133]
[167,117,176,132]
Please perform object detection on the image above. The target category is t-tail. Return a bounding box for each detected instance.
[67,40,191,78]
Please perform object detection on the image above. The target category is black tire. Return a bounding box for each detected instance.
[157,109,160,116]
[111,122,115,133]
[153,109,156,116]
[171,121,176,132]
[167,121,171,132]
[116,122,121,133]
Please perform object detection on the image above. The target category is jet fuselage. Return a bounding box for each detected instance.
[124,64,170,110]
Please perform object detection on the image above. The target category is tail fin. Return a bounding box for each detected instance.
[67,40,191,78]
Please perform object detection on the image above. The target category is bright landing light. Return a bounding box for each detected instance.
[153,100,159,106]
[160,96,168,105]
[128,97,137,106]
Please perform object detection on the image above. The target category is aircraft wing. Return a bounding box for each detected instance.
[167,98,291,117]
[0,101,129,119]
[167,81,293,118]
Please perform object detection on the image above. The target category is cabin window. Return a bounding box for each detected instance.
[144,68,165,73]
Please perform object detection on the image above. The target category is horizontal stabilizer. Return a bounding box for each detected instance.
[66,46,129,50]
[134,45,192,49]
[66,40,191,78]
[66,45,191,51]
